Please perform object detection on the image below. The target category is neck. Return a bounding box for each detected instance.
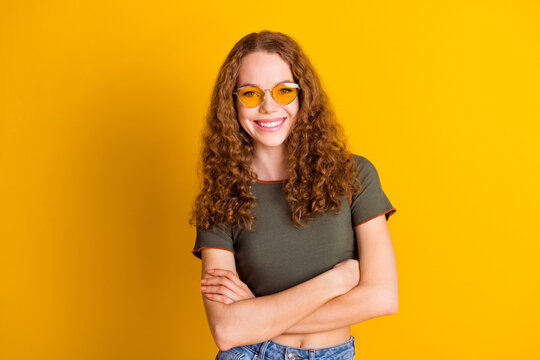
[252,144,288,181]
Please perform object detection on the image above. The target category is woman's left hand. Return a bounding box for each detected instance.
[200,268,255,304]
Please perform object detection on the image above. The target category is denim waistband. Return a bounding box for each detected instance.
[238,335,355,360]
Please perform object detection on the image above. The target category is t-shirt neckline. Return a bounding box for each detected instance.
[249,175,288,184]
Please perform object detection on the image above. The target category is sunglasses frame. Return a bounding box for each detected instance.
[233,82,301,108]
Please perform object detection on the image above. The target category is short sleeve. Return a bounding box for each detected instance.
[351,155,397,228]
[191,224,235,260]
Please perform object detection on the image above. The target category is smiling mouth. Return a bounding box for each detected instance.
[254,117,286,129]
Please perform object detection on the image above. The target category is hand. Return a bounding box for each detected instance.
[332,259,360,293]
[200,268,255,304]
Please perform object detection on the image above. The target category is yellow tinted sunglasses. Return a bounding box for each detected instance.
[233,82,301,108]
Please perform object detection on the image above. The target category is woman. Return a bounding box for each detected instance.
[189,30,398,360]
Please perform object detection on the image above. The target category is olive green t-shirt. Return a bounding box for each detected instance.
[191,154,396,297]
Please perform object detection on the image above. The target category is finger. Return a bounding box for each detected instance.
[201,277,255,301]
[201,285,234,298]
[203,270,248,292]
[205,269,252,293]
[200,280,245,302]
[203,292,234,304]
[203,292,232,304]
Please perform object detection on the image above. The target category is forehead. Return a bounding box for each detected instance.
[237,51,293,87]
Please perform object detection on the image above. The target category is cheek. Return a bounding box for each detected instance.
[235,103,246,121]
[236,100,249,117]
[236,108,253,131]
[287,101,300,119]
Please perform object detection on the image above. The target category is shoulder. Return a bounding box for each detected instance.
[350,153,376,174]
[351,153,368,164]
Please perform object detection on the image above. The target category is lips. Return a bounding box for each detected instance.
[254,117,286,124]
[253,117,287,131]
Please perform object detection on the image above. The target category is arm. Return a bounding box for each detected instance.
[281,214,399,334]
[200,249,359,351]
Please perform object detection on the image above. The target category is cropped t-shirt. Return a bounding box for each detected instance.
[191,154,397,297]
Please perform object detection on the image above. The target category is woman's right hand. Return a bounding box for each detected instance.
[200,268,256,305]
[331,259,360,294]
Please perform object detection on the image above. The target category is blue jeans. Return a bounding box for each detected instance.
[215,336,356,360]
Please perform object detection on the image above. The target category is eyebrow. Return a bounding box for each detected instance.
[237,79,295,88]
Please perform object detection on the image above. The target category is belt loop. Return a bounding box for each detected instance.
[309,349,315,360]
[258,340,270,359]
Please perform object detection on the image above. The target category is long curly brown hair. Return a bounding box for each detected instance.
[189,30,362,231]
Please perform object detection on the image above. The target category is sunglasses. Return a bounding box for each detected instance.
[233,82,301,108]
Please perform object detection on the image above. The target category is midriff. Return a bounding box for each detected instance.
[270,326,351,349]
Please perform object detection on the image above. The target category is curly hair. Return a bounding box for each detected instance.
[189,30,362,231]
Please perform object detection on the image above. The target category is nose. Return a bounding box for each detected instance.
[259,89,279,113]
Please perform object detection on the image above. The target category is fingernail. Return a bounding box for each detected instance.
[200,286,206,290]
[207,269,214,273]
[200,279,206,283]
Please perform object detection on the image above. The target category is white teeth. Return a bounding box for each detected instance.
[257,119,284,128]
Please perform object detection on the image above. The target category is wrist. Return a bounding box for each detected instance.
[324,268,348,297]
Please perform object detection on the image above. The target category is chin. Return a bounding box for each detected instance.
[256,138,288,148]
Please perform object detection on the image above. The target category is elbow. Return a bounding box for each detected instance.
[384,299,399,315]
[208,301,249,351]
[378,288,399,315]
[216,341,233,352]
[212,322,237,352]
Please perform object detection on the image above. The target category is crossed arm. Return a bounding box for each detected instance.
[200,214,398,350]
[281,215,399,334]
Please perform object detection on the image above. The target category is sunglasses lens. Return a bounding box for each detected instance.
[236,83,300,107]
[273,84,299,105]
[237,86,264,107]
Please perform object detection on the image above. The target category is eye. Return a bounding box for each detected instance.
[279,88,292,94]
[241,90,261,98]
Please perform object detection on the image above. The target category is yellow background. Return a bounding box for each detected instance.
[1,0,539,359]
